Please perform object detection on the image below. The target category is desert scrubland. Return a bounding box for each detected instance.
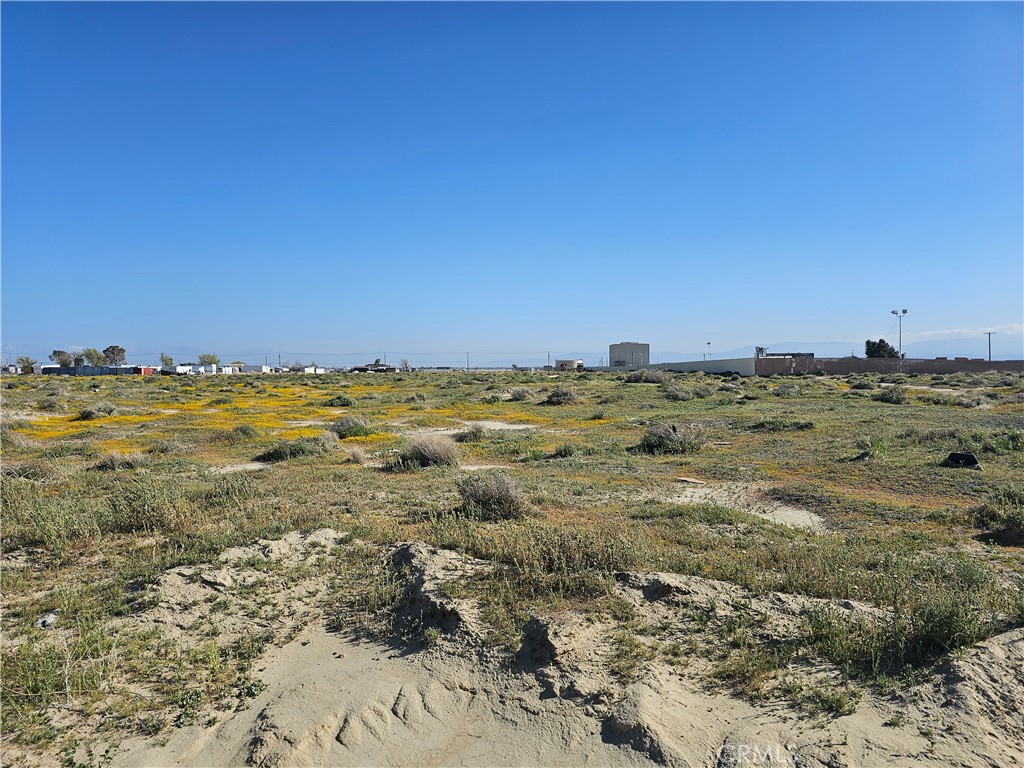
[2,369,1022,766]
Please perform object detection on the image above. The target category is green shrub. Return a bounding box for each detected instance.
[804,590,998,678]
[981,430,1024,455]
[454,424,485,443]
[749,419,814,432]
[625,369,667,384]
[457,471,532,521]
[507,388,531,402]
[542,388,577,405]
[1,460,66,483]
[36,394,64,412]
[255,432,336,463]
[427,517,656,599]
[76,402,116,420]
[550,443,578,459]
[2,617,115,735]
[228,424,261,442]
[105,476,196,534]
[193,473,258,505]
[329,416,376,439]
[663,383,693,401]
[974,485,1024,542]
[90,453,147,471]
[872,386,908,404]
[41,442,97,459]
[852,437,885,460]
[0,423,31,451]
[637,423,707,454]
[1,477,104,552]
[324,394,354,407]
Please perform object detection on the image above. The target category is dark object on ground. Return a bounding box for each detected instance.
[942,452,982,469]
[35,611,60,630]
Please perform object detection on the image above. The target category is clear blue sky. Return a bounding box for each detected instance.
[3,2,1022,366]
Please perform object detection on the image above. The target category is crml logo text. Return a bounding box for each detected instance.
[716,742,796,766]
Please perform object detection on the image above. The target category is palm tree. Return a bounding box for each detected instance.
[16,355,37,373]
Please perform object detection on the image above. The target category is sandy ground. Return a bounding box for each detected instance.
[664,481,827,531]
[211,462,269,474]
[401,420,539,441]
[112,625,649,768]
[462,420,537,431]
[94,537,1023,768]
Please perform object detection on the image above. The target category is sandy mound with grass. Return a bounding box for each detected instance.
[97,538,1021,768]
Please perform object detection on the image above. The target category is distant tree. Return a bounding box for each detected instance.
[865,339,899,359]
[83,347,107,366]
[400,358,411,372]
[160,353,173,367]
[103,345,127,365]
[16,355,37,373]
[198,353,220,366]
[373,358,382,366]
[49,349,73,367]
[229,360,245,366]
[72,349,86,367]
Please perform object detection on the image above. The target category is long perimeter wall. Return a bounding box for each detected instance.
[591,356,1021,377]
[754,357,1024,376]
[603,357,757,376]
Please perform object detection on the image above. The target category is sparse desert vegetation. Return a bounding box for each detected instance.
[1,368,1022,765]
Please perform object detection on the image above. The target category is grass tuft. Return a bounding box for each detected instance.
[394,434,460,469]
[636,423,707,454]
[457,471,532,520]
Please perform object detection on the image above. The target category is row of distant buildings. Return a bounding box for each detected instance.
[546,342,651,372]
[12,363,328,376]
[6,361,407,376]
[8,340,1019,378]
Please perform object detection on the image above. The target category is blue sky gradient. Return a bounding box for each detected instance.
[3,2,1022,366]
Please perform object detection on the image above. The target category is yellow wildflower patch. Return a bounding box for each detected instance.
[341,433,396,444]
[276,428,326,439]
[98,413,169,426]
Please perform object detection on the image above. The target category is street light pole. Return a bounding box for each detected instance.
[891,309,908,359]
[707,341,711,361]
[984,332,995,362]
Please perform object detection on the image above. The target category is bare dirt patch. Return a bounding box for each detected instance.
[211,462,268,474]
[664,481,826,531]
[462,420,537,431]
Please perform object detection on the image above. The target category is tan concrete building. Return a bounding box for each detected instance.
[609,342,650,369]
